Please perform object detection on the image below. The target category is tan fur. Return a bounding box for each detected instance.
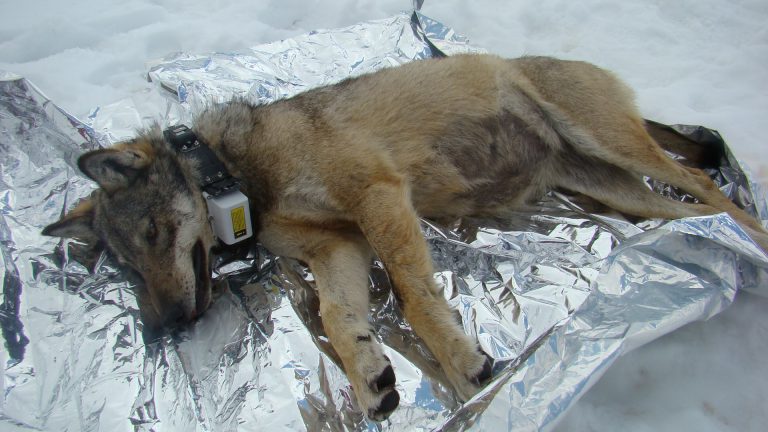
[68,198,94,217]
[44,54,768,420]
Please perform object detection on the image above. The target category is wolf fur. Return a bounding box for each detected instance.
[43,54,768,420]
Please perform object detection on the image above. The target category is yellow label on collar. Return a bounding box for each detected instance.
[231,206,247,238]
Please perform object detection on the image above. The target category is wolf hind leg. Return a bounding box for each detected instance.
[575,117,766,236]
[556,160,768,251]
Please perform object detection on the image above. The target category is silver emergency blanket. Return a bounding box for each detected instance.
[2,10,768,432]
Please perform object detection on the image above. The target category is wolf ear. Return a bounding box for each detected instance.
[42,199,98,243]
[78,148,152,192]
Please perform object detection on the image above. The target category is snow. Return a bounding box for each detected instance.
[2,0,767,430]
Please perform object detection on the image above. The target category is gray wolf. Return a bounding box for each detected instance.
[43,54,768,420]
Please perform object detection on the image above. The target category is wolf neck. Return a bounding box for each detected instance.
[192,101,272,231]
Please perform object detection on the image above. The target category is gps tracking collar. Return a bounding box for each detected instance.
[163,125,253,245]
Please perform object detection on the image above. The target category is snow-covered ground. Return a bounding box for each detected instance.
[2,0,767,430]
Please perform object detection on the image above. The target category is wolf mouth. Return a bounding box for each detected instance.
[192,239,211,317]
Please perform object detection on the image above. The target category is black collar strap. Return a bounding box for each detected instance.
[163,124,253,245]
[163,124,239,196]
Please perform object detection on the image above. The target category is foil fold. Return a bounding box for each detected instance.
[2,10,767,432]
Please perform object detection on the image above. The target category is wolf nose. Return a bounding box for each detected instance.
[163,303,190,327]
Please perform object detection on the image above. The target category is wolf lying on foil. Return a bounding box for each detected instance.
[43,54,768,420]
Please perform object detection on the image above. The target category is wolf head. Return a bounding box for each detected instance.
[43,130,216,328]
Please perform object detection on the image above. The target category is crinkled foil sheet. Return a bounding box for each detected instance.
[2,10,768,432]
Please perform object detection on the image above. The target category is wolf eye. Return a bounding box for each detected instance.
[146,219,158,245]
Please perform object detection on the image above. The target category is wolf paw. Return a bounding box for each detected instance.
[443,346,494,401]
[352,356,400,421]
[367,388,400,421]
[369,364,396,392]
[469,351,493,386]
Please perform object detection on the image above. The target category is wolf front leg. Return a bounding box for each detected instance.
[349,178,492,401]
[259,220,399,420]
[309,233,402,420]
